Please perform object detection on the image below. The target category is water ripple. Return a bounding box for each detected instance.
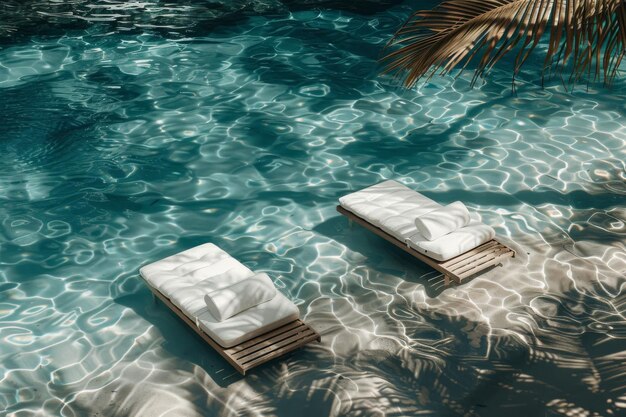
[1,1,626,417]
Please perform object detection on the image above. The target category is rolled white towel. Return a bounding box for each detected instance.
[414,201,471,241]
[204,273,277,322]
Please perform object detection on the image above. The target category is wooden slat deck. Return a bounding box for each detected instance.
[145,280,320,375]
[337,205,515,284]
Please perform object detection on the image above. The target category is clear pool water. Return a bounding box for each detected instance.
[1,1,626,416]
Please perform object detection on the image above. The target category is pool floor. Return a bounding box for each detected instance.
[1,1,626,416]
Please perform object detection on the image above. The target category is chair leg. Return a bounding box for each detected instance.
[444,275,451,286]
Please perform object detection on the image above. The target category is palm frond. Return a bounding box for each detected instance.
[382,0,626,87]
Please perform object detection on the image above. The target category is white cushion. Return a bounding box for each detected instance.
[197,292,299,348]
[139,243,300,347]
[140,243,232,290]
[407,220,496,261]
[340,180,440,240]
[414,201,471,241]
[204,273,277,322]
[340,180,495,261]
[167,263,255,316]
[339,181,438,228]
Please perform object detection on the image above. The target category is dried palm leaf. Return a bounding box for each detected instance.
[382,0,626,87]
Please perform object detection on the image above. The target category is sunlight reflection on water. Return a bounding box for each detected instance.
[0,1,625,416]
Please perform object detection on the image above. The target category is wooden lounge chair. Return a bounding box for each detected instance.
[140,243,320,375]
[338,181,515,285]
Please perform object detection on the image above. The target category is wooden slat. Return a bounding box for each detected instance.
[226,320,305,355]
[453,249,515,281]
[448,245,509,274]
[143,278,320,375]
[241,332,321,371]
[457,252,514,279]
[231,323,310,359]
[440,240,500,268]
[337,205,515,284]
[239,329,317,364]
[452,249,507,276]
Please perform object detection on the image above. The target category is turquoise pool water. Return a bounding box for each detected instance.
[1,1,626,416]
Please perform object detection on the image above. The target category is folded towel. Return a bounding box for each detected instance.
[204,273,277,322]
[414,201,470,241]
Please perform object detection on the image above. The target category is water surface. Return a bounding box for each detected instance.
[1,1,625,416]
